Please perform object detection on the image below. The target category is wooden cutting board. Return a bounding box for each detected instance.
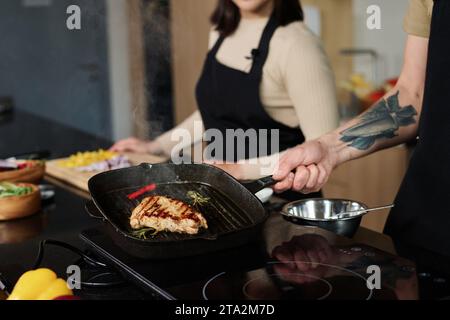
[45,152,166,193]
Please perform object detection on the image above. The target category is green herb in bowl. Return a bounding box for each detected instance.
[0,182,33,199]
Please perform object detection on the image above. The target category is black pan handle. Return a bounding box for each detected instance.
[85,201,106,221]
[241,169,298,194]
[241,175,277,194]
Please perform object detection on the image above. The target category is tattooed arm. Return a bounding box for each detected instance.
[273,35,429,193]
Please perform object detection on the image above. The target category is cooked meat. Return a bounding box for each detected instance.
[130,196,208,235]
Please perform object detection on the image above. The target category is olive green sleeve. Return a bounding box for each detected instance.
[403,0,432,38]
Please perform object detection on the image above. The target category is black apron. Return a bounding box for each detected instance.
[385,0,450,256]
[196,15,320,201]
[196,15,305,163]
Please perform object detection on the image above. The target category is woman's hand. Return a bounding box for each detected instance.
[272,137,340,194]
[110,137,163,155]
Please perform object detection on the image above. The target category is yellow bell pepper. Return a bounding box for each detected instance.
[7,268,73,300]
[58,149,118,168]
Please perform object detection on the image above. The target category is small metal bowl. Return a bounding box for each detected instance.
[281,199,368,238]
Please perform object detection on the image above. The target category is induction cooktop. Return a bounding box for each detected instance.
[80,220,450,300]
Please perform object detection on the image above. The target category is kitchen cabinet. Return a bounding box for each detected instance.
[170,0,216,124]
[323,145,409,233]
[302,0,354,96]
[127,0,148,139]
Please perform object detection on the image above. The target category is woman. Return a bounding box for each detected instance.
[112,0,339,182]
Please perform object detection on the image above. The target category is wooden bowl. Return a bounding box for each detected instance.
[0,161,45,184]
[0,184,41,221]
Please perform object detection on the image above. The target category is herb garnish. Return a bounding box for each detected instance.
[187,191,210,207]
[131,227,159,240]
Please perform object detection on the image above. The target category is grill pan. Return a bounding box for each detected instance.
[86,163,275,259]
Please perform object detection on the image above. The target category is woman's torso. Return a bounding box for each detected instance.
[208,18,336,135]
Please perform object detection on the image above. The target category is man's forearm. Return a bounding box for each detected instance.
[319,85,422,167]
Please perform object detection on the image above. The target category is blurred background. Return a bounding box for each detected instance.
[0,0,412,233]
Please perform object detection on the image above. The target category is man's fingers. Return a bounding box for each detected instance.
[306,250,320,269]
[293,167,309,192]
[306,165,319,190]
[272,245,294,263]
[273,264,304,284]
[317,249,330,263]
[293,248,311,272]
[273,147,305,180]
[317,163,328,186]
[302,165,328,194]
[274,265,310,284]
[273,172,295,193]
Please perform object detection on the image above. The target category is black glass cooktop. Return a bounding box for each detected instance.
[79,213,450,300]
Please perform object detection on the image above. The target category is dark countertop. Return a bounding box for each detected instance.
[0,111,109,249]
[1,111,449,300]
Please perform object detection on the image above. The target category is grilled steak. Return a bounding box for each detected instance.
[130,196,208,235]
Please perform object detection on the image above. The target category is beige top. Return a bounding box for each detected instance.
[156,18,339,179]
[403,0,433,38]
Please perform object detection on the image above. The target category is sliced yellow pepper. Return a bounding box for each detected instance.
[58,149,118,168]
[7,268,73,300]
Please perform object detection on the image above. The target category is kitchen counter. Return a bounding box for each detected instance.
[0,110,151,298]
[1,111,450,300]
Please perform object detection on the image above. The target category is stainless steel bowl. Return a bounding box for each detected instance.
[281,199,368,238]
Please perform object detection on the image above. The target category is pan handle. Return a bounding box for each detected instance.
[241,175,277,194]
[85,201,106,221]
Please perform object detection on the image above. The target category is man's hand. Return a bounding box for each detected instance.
[272,35,427,195]
[272,234,336,284]
[272,139,339,194]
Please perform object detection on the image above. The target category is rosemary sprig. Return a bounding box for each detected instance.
[131,227,159,240]
[187,191,210,208]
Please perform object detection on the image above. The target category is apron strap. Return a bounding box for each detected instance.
[250,14,280,74]
[209,14,280,73]
[209,34,226,57]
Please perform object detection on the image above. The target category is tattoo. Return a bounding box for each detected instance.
[340,91,417,150]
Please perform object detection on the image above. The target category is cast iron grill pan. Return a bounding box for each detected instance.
[87,163,272,259]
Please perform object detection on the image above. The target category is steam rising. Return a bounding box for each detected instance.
[136,0,173,140]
